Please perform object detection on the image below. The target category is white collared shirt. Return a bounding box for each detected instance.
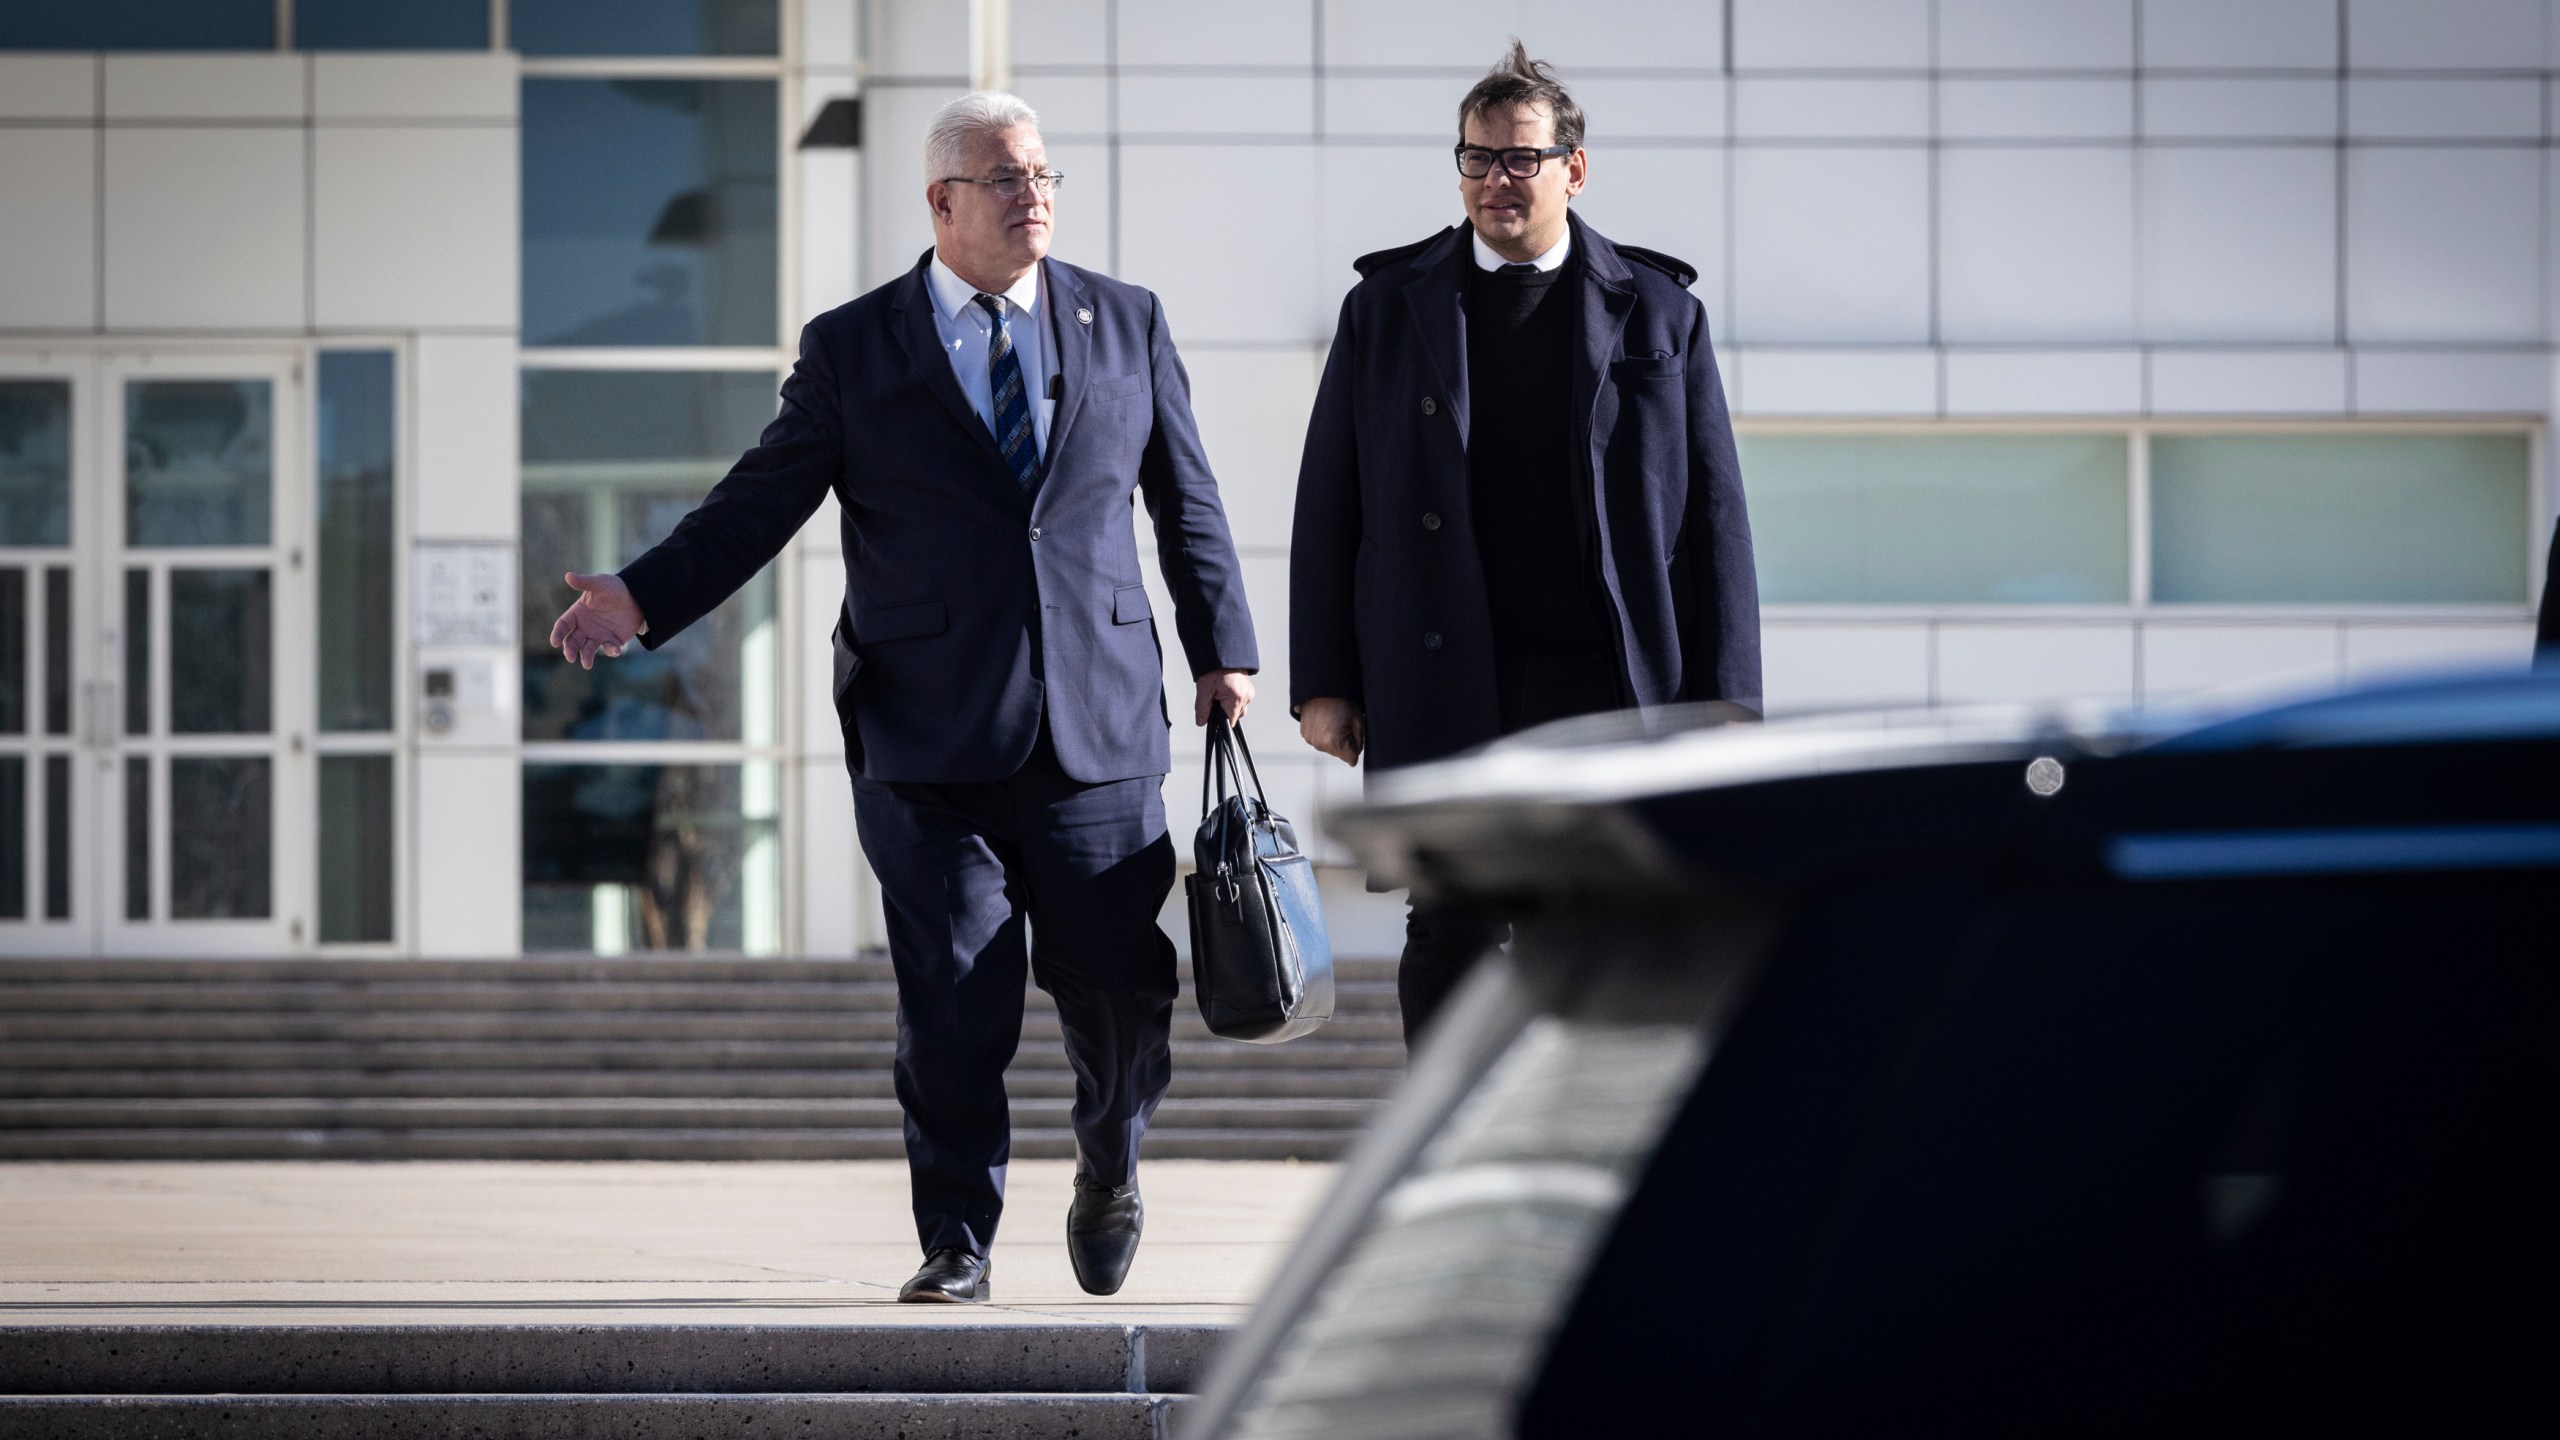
[926,253,1055,457]
[1471,226,1573,273]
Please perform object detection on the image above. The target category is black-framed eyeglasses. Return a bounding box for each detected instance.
[1454,144,1573,180]
[942,171,1066,199]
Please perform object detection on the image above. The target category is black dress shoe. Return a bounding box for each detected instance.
[898,1247,991,1303]
[1067,1169,1144,1296]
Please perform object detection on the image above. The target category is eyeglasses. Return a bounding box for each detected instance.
[1454,144,1574,180]
[943,171,1066,199]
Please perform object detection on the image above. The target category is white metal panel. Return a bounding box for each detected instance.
[311,53,516,121]
[1936,624,2136,705]
[1121,144,1323,343]
[1011,73,1109,136]
[1119,75,1316,135]
[1177,348,1320,553]
[2346,0,2545,69]
[2353,350,2553,415]
[1324,76,1455,137]
[1733,148,1932,343]
[413,335,520,541]
[2149,351,2350,414]
[1943,350,2143,415]
[1011,0,1107,68]
[1760,623,1932,713]
[1937,0,2135,69]
[104,54,304,121]
[2139,147,2337,342]
[2140,0,2337,68]
[1316,145,1465,295]
[0,54,96,119]
[103,128,305,331]
[2141,78,2336,140]
[799,0,862,69]
[2139,624,2340,707]
[1938,79,2133,140]
[1938,147,2136,343]
[0,130,97,330]
[2346,147,2543,344]
[1731,0,1930,70]
[414,752,519,957]
[1571,146,1727,333]
[1740,349,1938,416]
[1734,78,1931,140]
[1119,0,1314,66]
[1323,1,1724,70]
[797,758,863,955]
[1572,76,1727,141]
[868,0,968,78]
[2347,78,2542,140]
[2341,624,2537,681]
[314,127,518,330]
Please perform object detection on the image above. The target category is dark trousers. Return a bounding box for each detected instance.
[1398,644,1623,1043]
[852,729,1179,1258]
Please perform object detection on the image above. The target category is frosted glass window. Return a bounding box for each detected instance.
[2151,435,2530,603]
[1741,434,2130,603]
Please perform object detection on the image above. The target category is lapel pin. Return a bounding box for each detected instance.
[1076,307,1093,325]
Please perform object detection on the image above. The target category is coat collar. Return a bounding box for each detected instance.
[1395,213,1638,455]
[1569,210,1640,443]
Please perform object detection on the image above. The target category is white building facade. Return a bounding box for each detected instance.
[0,0,2547,958]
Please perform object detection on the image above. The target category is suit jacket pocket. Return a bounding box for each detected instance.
[1088,372,1148,403]
[1610,354,1685,382]
[1113,584,1153,624]
[828,608,863,729]
[855,597,947,643]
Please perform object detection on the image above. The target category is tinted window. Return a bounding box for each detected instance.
[521,78,779,347]
[0,0,274,49]
[296,0,490,50]
[511,0,778,57]
[316,351,395,732]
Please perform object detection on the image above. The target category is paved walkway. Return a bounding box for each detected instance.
[0,1161,1335,1329]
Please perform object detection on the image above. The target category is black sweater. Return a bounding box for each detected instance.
[1463,256,1615,659]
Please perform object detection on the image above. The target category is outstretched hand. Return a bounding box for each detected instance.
[549,571,648,670]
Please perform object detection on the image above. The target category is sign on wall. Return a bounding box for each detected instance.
[414,542,517,648]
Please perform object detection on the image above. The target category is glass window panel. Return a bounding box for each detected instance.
[519,371,779,743]
[522,78,779,347]
[124,757,149,920]
[2150,434,2532,604]
[0,569,22,735]
[0,756,21,920]
[126,380,272,547]
[169,569,272,734]
[43,567,68,736]
[512,0,779,56]
[317,352,397,732]
[522,762,779,954]
[1739,433,2131,604]
[318,754,394,943]
[124,569,149,735]
[0,381,71,546]
[296,0,489,50]
[43,753,66,920]
[168,756,269,919]
[0,1,274,49]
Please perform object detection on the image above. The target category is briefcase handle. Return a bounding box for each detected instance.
[1200,710,1270,818]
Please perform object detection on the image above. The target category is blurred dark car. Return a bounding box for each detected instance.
[1185,671,2560,1439]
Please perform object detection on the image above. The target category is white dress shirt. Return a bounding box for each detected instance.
[926,254,1055,458]
[1471,227,1572,273]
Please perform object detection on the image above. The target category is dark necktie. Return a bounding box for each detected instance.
[1499,261,1539,275]
[973,293,1041,490]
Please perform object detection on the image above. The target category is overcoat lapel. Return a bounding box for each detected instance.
[1573,214,1638,451]
[888,252,1023,500]
[1399,230,1472,451]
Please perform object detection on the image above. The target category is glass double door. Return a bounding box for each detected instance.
[0,350,303,955]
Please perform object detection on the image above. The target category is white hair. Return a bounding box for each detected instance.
[925,91,1041,181]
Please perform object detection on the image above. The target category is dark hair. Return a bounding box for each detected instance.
[1457,38,1585,151]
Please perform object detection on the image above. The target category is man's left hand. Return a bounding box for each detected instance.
[1195,670,1255,726]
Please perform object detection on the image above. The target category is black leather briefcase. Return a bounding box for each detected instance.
[1185,714,1334,1043]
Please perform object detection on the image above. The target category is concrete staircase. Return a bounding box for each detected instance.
[0,956,1404,1161]
[0,1322,1214,1438]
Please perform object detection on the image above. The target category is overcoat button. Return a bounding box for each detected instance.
[1421,512,1441,531]
[1029,526,1042,542]
[1420,396,1437,416]
[1422,631,1443,650]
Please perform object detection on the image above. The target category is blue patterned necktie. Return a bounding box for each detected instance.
[973,293,1041,490]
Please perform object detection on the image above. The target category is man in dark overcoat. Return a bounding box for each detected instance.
[547,91,1258,1303]
[1290,43,1760,1041]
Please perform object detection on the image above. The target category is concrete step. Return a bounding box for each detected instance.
[0,1010,1409,1044]
[0,978,1407,1014]
[0,1096,1378,1131]
[0,1322,1223,1395]
[0,1038,1408,1072]
[0,1126,1353,1160]
[0,1066,1406,1101]
[0,1392,1188,1438]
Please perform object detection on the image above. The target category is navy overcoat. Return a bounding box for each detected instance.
[620,250,1258,785]
[1289,212,1760,772]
